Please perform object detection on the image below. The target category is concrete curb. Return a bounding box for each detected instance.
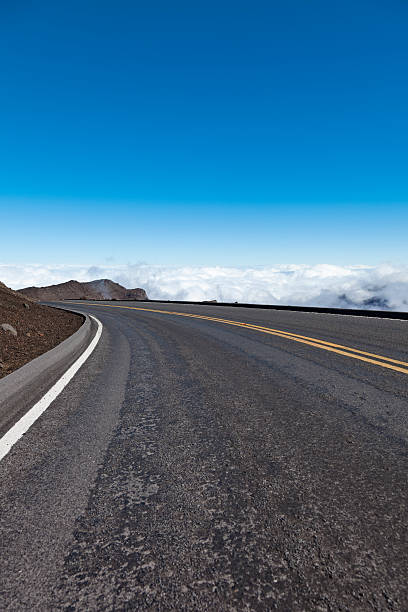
[0,311,94,436]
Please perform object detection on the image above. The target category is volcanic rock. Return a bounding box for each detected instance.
[1,323,17,337]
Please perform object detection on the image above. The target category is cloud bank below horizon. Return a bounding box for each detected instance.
[1,262,408,312]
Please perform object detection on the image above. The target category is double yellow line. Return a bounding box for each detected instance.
[70,303,408,375]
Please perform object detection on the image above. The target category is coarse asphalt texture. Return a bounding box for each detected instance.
[1,300,408,611]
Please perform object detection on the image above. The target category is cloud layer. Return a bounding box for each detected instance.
[1,262,408,311]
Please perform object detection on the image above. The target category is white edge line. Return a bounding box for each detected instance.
[0,314,103,463]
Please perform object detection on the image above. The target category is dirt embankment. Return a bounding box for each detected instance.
[0,282,83,379]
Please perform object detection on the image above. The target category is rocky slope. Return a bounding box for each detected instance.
[0,282,82,379]
[18,279,148,302]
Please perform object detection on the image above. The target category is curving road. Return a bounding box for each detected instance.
[1,301,408,611]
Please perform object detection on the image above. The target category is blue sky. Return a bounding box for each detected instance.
[1,0,407,266]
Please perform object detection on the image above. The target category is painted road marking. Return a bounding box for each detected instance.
[70,304,408,376]
[0,315,103,463]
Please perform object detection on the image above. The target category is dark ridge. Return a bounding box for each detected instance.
[61,298,408,320]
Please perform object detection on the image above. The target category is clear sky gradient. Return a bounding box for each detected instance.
[1,1,407,266]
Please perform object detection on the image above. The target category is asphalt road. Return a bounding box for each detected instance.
[1,301,408,611]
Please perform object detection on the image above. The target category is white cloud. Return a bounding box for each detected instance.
[1,262,408,311]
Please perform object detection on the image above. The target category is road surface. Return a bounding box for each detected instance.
[1,301,408,611]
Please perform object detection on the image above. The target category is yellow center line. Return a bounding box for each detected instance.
[208,318,408,367]
[68,302,408,375]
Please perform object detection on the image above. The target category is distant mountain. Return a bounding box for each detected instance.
[18,279,148,302]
